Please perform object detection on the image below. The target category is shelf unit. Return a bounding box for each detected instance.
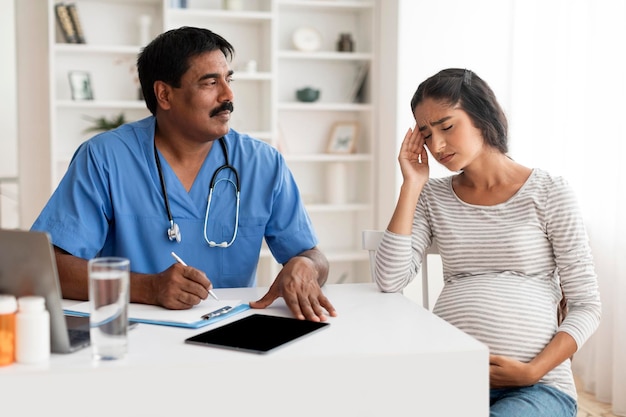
[47,0,378,285]
[48,0,161,184]
[274,0,376,285]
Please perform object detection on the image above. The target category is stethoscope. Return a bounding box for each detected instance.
[154,137,240,247]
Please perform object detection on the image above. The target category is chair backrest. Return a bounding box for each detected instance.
[362,229,384,282]
[362,230,439,309]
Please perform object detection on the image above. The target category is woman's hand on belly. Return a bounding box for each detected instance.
[489,354,540,388]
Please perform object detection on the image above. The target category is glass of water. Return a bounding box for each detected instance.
[88,257,130,361]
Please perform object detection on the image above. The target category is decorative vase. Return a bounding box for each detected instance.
[337,33,354,52]
[296,87,320,102]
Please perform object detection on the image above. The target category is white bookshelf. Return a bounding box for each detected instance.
[46,0,379,285]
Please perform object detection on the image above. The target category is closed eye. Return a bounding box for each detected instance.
[423,125,451,140]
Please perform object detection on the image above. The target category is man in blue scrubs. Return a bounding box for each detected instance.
[31,27,336,322]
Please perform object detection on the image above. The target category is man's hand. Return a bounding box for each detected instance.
[250,250,337,322]
[53,246,212,310]
[151,263,212,310]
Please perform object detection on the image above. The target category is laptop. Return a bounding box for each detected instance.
[0,228,90,353]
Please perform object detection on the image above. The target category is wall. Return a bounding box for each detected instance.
[0,0,17,178]
[0,0,19,227]
[374,0,399,229]
[16,0,51,229]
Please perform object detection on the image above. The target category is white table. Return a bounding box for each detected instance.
[0,283,489,417]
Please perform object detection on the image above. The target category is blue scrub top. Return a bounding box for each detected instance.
[31,116,318,288]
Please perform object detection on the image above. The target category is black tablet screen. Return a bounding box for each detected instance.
[185,314,329,354]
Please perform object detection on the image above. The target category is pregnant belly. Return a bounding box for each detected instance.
[432,273,559,361]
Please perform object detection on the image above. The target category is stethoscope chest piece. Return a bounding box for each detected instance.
[167,220,181,243]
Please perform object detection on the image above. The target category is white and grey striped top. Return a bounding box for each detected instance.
[374,168,601,400]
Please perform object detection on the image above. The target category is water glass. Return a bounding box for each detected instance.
[88,257,130,361]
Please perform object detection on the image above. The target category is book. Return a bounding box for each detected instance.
[54,2,78,43]
[347,62,369,103]
[66,2,86,44]
[64,299,251,329]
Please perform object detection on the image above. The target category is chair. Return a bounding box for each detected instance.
[362,230,439,309]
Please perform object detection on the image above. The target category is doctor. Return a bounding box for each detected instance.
[31,26,336,322]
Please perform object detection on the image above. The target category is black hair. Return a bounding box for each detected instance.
[410,68,509,153]
[137,26,235,115]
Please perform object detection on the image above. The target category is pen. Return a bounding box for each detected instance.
[170,251,219,301]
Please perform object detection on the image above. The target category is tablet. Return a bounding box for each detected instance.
[184,314,329,354]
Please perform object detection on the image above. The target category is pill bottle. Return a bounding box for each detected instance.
[15,296,50,364]
[0,294,17,366]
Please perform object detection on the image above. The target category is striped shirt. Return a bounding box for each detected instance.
[374,168,601,400]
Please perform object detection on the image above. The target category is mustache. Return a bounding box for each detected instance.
[210,101,234,117]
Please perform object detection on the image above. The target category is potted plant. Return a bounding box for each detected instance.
[82,113,126,133]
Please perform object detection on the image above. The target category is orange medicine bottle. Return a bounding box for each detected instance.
[0,294,17,366]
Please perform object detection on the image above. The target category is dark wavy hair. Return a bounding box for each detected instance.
[137,26,235,115]
[410,68,509,153]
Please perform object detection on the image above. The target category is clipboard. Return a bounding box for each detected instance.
[64,299,250,329]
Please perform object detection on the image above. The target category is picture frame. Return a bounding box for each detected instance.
[326,122,358,154]
[68,71,93,100]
